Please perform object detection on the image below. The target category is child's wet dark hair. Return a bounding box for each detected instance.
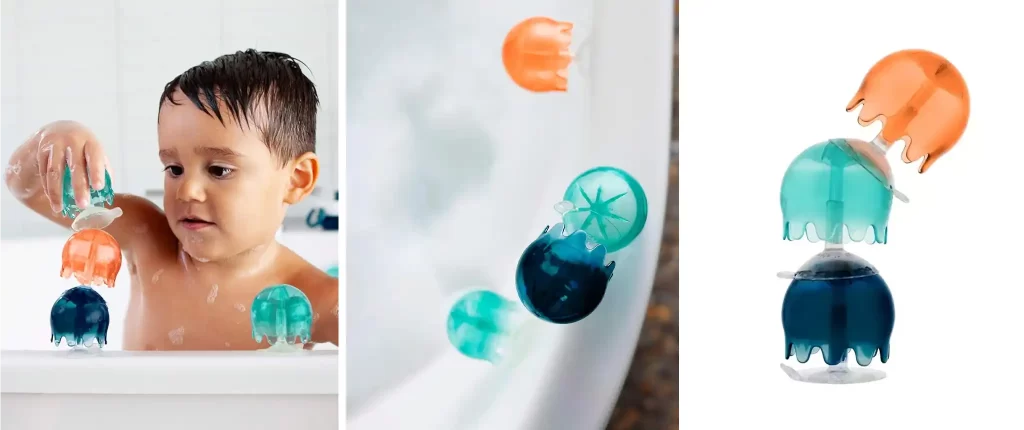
[159,49,319,165]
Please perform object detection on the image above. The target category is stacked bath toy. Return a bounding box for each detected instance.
[777,49,970,383]
[445,16,650,364]
[51,169,118,349]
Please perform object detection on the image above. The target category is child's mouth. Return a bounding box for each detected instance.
[181,217,215,231]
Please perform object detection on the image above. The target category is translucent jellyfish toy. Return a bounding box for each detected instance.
[515,223,616,324]
[846,49,970,174]
[446,290,538,364]
[61,228,123,288]
[502,16,591,93]
[251,284,313,351]
[51,286,110,349]
[61,167,115,219]
[557,166,648,253]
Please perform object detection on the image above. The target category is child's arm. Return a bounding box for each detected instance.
[4,120,175,253]
[314,279,339,346]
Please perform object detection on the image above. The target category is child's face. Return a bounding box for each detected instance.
[157,93,291,262]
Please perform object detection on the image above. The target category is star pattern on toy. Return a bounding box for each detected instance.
[574,185,630,241]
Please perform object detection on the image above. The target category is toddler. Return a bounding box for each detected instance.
[4,49,338,350]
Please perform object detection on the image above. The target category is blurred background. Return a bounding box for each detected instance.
[347,1,676,429]
[606,4,679,429]
[0,0,339,350]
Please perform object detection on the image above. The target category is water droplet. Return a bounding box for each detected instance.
[207,284,219,304]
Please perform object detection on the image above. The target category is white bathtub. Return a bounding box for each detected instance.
[346,1,674,429]
[0,229,339,429]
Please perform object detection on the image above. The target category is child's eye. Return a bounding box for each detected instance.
[163,165,183,177]
[208,165,234,179]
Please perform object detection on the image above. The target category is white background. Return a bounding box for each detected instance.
[1,0,339,238]
[0,1,340,347]
[680,0,1023,428]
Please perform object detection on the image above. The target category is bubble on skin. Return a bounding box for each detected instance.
[168,326,185,345]
[313,312,321,322]
[332,304,339,317]
[151,269,164,283]
[207,284,219,304]
[6,162,21,176]
[178,249,191,273]
[234,303,246,312]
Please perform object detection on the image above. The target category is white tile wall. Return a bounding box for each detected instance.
[1,0,339,238]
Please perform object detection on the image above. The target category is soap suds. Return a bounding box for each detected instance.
[151,269,164,283]
[168,326,185,345]
[234,303,247,312]
[207,284,219,304]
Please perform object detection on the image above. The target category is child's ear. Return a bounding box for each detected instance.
[284,152,319,204]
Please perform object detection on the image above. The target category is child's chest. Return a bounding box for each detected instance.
[122,258,268,350]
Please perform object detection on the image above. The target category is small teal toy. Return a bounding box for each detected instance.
[557,166,648,253]
[61,167,114,219]
[780,139,898,244]
[51,286,110,348]
[325,265,339,278]
[251,284,313,349]
[515,223,615,324]
[446,290,520,363]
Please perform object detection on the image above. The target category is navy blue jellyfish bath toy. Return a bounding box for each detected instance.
[515,223,616,324]
[51,286,110,349]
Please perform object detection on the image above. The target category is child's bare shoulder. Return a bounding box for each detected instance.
[279,248,338,345]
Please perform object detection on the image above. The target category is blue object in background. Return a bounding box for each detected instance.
[306,190,339,231]
[515,223,616,324]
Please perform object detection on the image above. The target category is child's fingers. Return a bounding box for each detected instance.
[43,142,65,213]
[67,145,91,208]
[35,139,52,201]
[83,141,106,189]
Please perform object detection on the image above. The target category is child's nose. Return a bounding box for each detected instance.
[175,176,206,202]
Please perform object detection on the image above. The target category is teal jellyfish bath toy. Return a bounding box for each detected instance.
[557,166,648,253]
[251,284,313,350]
[780,138,896,244]
[446,290,537,365]
[61,167,114,219]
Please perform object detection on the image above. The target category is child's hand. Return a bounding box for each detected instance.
[34,120,111,213]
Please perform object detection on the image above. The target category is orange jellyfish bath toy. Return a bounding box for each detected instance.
[502,17,584,93]
[846,49,970,173]
[60,228,122,288]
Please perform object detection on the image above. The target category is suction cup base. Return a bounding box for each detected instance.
[780,363,886,384]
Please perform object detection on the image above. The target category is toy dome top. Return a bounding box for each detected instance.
[780,138,894,245]
[846,49,970,173]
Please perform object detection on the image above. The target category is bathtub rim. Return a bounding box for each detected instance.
[0,350,339,395]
